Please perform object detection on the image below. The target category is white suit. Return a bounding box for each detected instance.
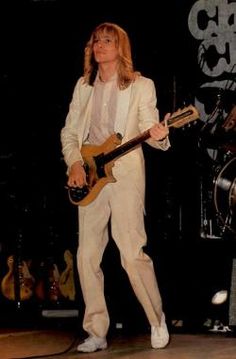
[61,75,170,338]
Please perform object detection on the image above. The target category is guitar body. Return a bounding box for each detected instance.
[69,133,122,206]
[67,105,200,206]
[59,250,76,301]
[34,259,62,302]
[47,263,62,302]
[1,255,34,301]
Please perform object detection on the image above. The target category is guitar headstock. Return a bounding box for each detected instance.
[168,105,200,128]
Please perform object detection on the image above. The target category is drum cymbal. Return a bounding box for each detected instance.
[214,157,236,233]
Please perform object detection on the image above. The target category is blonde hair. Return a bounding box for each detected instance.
[83,22,140,89]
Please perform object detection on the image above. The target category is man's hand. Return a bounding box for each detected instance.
[68,161,87,188]
[149,113,170,141]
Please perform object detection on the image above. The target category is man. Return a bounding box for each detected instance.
[61,22,170,353]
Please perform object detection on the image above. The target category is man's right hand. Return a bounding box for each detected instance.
[68,161,87,188]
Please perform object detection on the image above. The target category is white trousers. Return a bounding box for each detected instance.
[77,173,163,338]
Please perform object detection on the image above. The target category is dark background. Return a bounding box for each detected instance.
[1,0,235,332]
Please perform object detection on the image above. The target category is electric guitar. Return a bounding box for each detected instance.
[59,249,76,301]
[67,105,200,206]
[48,262,61,302]
[1,255,35,301]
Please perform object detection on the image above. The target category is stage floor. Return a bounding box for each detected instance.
[1,328,236,359]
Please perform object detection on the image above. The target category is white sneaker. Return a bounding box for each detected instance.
[77,335,107,353]
[211,290,228,305]
[151,313,170,349]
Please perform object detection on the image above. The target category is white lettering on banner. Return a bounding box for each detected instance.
[188,0,236,123]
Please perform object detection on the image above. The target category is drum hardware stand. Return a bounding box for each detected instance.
[218,211,234,236]
[214,157,236,235]
[199,174,209,239]
[199,89,223,135]
[198,89,226,164]
[199,174,222,240]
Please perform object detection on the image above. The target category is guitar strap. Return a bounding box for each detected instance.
[114,84,132,137]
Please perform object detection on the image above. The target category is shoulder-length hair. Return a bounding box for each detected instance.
[83,22,140,89]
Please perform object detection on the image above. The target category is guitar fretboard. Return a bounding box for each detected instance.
[103,130,150,163]
[102,106,197,164]
[167,109,195,127]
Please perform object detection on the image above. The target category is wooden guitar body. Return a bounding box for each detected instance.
[68,133,122,206]
[1,255,34,301]
[59,250,76,301]
[34,260,62,302]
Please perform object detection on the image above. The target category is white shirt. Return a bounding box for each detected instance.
[88,73,118,145]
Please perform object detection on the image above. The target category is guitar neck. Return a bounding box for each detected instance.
[101,105,198,165]
[167,107,196,128]
[103,130,150,163]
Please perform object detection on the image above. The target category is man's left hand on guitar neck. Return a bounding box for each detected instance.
[149,113,170,141]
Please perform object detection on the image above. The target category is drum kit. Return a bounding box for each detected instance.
[198,90,236,237]
[214,155,236,235]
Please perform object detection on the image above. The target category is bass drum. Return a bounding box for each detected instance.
[214,156,236,234]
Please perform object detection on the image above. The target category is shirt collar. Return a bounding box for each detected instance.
[95,71,118,84]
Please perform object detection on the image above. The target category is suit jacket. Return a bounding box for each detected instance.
[61,75,170,205]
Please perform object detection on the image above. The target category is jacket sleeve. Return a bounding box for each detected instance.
[60,78,85,169]
[138,77,170,151]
